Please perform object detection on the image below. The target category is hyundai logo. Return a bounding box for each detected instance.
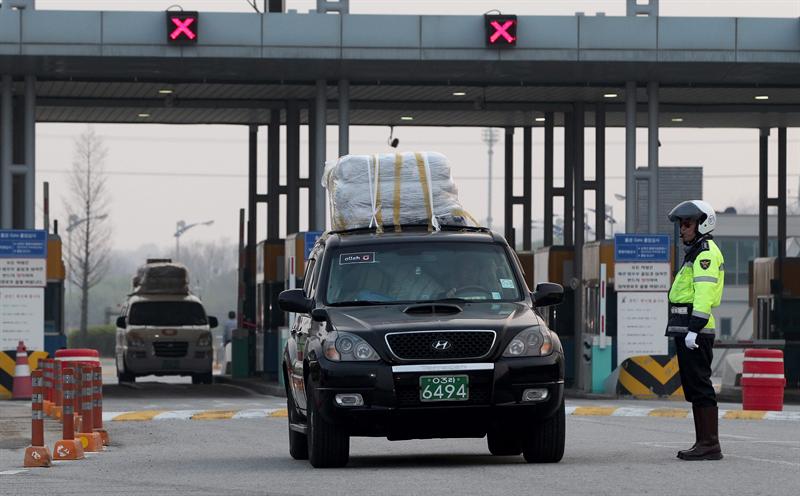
[431,340,452,351]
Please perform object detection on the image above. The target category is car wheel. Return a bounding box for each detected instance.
[117,360,135,383]
[487,429,522,456]
[287,393,309,460]
[307,391,349,468]
[192,373,213,385]
[522,400,565,463]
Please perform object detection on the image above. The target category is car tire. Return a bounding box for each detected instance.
[192,373,213,385]
[307,393,349,468]
[117,359,135,383]
[287,393,309,460]
[522,400,565,463]
[487,429,522,456]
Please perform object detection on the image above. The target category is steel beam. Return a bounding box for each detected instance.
[572,104,585,392]
[307,98,318,231]
[523,126,532,251]
[24,75,35,229]
[759,128,769,257]
[563,112,574,246]
[314,80,327,230]
[338,79,350,157]
[647,81,659,233]
[544,112,554,247]
[246,124,258,333]
[286,100,300,235]
[1,75,11,228]
[267,109,280,240]
[595,103,606,240]
[778,127,787,278]
[504,127,514,247]
[625,81,636,234]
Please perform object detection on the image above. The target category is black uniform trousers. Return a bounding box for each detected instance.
[674,334,717,408]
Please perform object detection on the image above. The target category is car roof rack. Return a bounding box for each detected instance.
[329,224,492,235]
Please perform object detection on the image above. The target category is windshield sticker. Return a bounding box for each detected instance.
[339,252,375,265]
[491,292,502,300]
[500,278,515,289]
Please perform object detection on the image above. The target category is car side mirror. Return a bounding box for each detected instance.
[311,308,329,322]
[532,282,564,307]
[116,316,127,329]
[208,316,219,329]
[278,289,313,314]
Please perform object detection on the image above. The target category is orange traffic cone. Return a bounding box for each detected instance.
[12,341,32,400]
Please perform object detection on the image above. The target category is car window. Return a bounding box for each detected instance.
[324,242,522,304]
[128,301,207,326]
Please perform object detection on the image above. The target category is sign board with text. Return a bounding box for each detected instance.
[617,292,669,366]
[0,230,47,258]
[0,287,45,351]
[614,234,670,262]
[614,262,671,292]
[0,258,47,287]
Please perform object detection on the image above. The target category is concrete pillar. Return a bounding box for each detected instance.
[595,103,606,240]
[647,81,659,233]
[314,80,327,230]
[778,128,787,278]
[572,103,586,392]
[563,112,574,246]
[24,75,35,229]
[338,79,349,157]
[625,81,636,234]
[1,75,11,228]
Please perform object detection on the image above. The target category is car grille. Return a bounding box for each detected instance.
[385,331,496,360]
[153,341,188,358]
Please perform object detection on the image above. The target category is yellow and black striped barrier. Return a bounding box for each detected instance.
[0,349,48,400]
[617,354,684,400]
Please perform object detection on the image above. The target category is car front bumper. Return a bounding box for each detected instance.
[307,353,565,439]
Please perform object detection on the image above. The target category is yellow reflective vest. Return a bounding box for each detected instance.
[666,238,724,336]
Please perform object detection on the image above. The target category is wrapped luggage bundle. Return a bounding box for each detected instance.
[131,262,190,295]
[323,151,478,231]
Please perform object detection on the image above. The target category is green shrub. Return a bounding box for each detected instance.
[67,325,116,357]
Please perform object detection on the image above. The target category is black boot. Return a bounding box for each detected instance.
[677,405,701,459]
[678,406,723,461]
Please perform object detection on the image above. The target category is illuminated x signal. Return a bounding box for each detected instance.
[166,12,199,45]
[485,14,517,47]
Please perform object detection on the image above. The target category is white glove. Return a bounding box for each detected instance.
[685,331,699,350]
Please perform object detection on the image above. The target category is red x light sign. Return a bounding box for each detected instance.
[166,11,199,45]
[485,14,517,47]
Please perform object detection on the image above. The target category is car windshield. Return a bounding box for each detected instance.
[129,301,207,326]
[324,242,522,304]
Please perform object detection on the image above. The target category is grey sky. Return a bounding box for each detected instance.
[32,1,800,251]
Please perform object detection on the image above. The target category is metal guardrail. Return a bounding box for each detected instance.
[713,339,786,350]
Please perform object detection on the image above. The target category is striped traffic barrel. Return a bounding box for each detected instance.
[741,349,785,411]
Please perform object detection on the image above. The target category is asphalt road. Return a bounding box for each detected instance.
[1,382,798,496]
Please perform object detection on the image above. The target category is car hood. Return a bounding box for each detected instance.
[324,302,541,335]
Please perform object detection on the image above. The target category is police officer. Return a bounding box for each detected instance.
[666,200,724,461]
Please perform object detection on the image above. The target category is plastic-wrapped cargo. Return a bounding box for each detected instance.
[131,262,190,295]
[322,151,478,231]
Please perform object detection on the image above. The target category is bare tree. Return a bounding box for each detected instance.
[65,126,112,338]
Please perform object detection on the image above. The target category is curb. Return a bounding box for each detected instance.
[101,406,800,422]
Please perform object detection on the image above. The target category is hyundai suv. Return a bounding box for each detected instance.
[279,226,565,468]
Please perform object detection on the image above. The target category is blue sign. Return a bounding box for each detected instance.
[0,230,47,258]
[614,234,670,262]
[304,231,323,258]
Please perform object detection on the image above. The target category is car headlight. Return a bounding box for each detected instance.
[197,332,212,347]
[127,332,145,348]
[323,331,379,362]
[503,327,553,357]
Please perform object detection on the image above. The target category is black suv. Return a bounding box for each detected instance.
[279,226,565,468]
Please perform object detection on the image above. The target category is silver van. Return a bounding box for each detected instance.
[115,293,218,384]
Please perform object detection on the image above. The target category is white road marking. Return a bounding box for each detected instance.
[154,410,202,420]
[0,470,28,476]
[765,411,800,421]
[610,407,652,417]
[232,409,271,419]
[725,454,800,468]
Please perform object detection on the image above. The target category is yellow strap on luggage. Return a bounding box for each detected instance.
[414,152,433,232]
[393,153,403,232]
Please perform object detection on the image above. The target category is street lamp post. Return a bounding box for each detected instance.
[482,128,498,228]
[65,213,108,328]
[174,219,214,261]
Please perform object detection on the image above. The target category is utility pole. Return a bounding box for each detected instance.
[482,128,499,229]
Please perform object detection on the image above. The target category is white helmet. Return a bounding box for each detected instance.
[667,200,717,235]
